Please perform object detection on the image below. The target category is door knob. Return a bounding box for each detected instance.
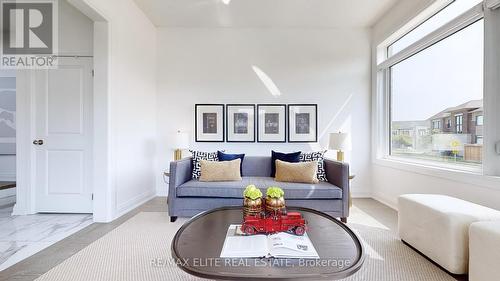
[33,139,44,145]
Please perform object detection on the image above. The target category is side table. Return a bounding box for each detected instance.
[348,174,355,208]
[163,171,170,184]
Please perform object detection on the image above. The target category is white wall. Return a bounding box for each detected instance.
[81,0,158,220]
[59,0,94,56]
[371,0,500,210]
[372,164,500,210]
[156,27,372,197]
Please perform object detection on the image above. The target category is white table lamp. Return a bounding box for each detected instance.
[329,132,350,162]
[174,130,189,160]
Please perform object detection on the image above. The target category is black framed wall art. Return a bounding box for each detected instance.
[288,104,318,143]
[195,104,225,142]
[257,104,286,143]
[226,104,255,142]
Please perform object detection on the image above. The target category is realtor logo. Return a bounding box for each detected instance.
[1,0,58,69]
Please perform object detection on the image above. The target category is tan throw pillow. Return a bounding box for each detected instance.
[274,159,319,184]
[199,159,242,182]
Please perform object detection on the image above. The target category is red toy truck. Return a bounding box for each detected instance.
[241,211,307,236]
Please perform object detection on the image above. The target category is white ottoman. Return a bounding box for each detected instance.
[398,194,500,274]
[469,221,500,281]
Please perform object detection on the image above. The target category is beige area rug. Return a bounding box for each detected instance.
[36,208,456,281]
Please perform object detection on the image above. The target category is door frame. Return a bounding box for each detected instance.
[13,1,112,222]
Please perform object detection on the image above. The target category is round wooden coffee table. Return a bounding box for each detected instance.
[171,206,364,280]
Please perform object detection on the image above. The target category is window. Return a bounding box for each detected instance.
[476,115,483,125]
[381,1,484,169]
[476,135,483,144]
[388,0,483,56]
[446,118,452,129]
[432,120,441,130]
[455,114,464,133]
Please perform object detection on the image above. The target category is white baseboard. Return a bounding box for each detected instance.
[156,177,168,197]
[115,188,156,220]
[372,191,398,210]
[351,191,372,198]
[12,202,33,215]
[350,184,372,198]
[156,188,167,197]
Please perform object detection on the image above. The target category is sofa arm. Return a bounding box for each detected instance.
[324,159,350,217]
[168,158,192,201]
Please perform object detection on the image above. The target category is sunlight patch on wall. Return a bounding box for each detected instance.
[251,65,282,97]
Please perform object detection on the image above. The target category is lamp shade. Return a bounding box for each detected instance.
[329,132,350,151]
[174,130,190,149]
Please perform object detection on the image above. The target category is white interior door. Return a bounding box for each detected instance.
[34,57,93,213]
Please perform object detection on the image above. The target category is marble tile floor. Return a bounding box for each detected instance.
[0,203,93,271]
[0,196,15,208]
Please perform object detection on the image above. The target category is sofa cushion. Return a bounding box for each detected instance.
[275,160,319,184]
[218,151,245,174]
[177,176,342,199]
[241,156,272,177]
[271,150,301,177]
[300,151,328,182]
[199,159,242,182]
[189,150,219,179]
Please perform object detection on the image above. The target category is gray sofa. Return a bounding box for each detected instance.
[168,156,350,222]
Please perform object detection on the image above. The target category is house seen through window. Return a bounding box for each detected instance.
[389,3,484,167]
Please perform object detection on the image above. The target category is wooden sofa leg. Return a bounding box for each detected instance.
[341,217,347,223]
[170,216,177,223]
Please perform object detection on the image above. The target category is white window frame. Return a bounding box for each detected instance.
[373,0,500,183]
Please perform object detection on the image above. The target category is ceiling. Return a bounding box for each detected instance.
[133,0,398,28]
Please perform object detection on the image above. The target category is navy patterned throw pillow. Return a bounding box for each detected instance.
[189,150,219,179]
[300,151,328,182]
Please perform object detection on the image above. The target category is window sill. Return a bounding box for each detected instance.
[373,156,500,191]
